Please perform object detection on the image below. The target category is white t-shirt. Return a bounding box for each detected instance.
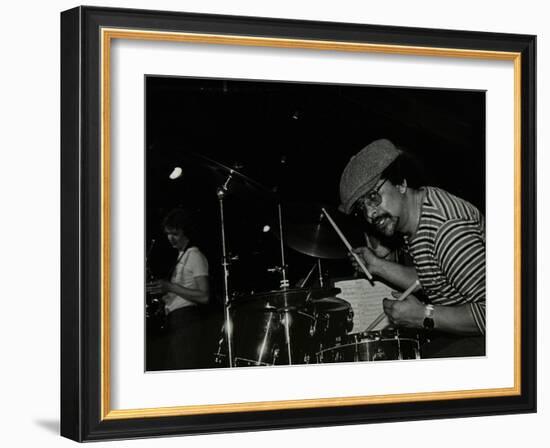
[163,246,209,313]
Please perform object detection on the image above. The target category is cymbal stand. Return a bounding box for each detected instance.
[277,203,290,289]
[275,203,294,364]
[217,173,235,368]
[299,259,325,289]
[299,261,318,288]
[317,259,324,287]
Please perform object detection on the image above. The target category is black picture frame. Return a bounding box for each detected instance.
[61,6,536,442]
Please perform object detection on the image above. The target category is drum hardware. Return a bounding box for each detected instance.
[296,309,317,337]
[282,303,293,364]
[299,259,326,289]
[317,259,324,287]
[214,159,272,367]
[299,261,318,288]
[184,152,276,198]
[213,341,227,366]
[257,311,275,365]
[234,351,280,367]
[178,152,280,367]
[267,265,287,274]
[216,177,234,367]
[276,203,290,289]
[189,152,291,367]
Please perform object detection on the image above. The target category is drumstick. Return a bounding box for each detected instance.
[365,280,420,332]
[321,208,373,281]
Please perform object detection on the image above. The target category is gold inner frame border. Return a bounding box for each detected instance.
[99,27,522,421]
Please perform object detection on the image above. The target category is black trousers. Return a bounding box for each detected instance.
[145,307,204,371]
[146,306,224,371]
[163,306,204,370]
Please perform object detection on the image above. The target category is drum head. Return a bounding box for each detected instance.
[311,297,351,312]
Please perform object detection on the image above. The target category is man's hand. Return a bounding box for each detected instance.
[349,246,381,276]
[146,279,172,295]
[382,292,425,328]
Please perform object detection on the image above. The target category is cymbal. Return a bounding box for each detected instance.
[230,287,341,312]
[184,152,277,199]
[279,203,364,259]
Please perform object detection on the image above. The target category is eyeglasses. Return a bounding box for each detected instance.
[352,178,388,217]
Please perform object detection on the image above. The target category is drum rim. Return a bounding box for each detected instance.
[316,337,420,355]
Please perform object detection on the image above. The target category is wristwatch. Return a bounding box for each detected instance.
[423,304,435,330]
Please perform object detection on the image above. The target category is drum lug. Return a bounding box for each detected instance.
[271,347,280,365]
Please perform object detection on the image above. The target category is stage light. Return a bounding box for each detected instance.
[262,225,271,233]
[169,166,183,179]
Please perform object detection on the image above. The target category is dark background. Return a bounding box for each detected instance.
[145,76,485,304]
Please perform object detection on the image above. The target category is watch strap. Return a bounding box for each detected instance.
[423,304,435,330]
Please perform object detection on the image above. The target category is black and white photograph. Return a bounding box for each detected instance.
[144,76,486,371]
[54,3,537,443]
[0,0,544,443]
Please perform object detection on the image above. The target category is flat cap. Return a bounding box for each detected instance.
[339,139,402,214]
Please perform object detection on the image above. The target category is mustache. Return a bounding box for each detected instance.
[372,213,392,224]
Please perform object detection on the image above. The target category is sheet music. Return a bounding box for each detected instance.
[334,278,395,332]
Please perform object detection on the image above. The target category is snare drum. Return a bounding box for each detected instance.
[316,329,421,363]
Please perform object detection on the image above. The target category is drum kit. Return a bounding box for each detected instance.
[183,153,421,367]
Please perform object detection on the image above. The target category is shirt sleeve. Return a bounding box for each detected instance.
[186,248,209,278]
[434,219,486,334]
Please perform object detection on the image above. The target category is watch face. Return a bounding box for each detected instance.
[423,317,434,330]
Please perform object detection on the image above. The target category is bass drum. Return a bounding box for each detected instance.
[316,329,421,363]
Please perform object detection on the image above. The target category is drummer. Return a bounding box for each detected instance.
[339,139,485,358]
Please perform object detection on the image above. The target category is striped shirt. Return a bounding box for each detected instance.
[405,187,486,334]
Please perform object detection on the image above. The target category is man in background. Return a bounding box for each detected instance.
[147,208,210,369]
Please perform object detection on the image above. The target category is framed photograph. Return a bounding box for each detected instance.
[60,6,536,441]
